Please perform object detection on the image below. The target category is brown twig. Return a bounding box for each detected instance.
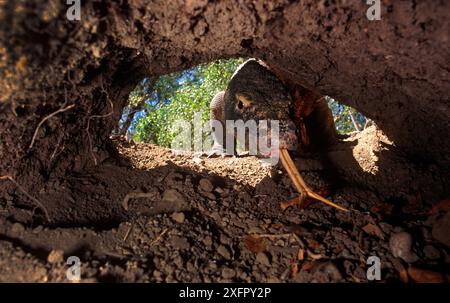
[249,232,324,260]
[0,175,50,222]
[85,85,114,166]
[149,228,169,246]
[290,233,323,260]
[11,99,18,117]
[123,224,133,242]
[50,141,65,163]
[122,192,157,211]
[28,104,75,150]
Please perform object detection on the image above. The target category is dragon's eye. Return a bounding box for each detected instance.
[235,93,252,110]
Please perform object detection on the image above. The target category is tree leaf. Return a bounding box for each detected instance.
[408,266,445,283]
[362,223,385,240]
[243,235,266,253]
[430,199,450,215]
[297,248,305,261]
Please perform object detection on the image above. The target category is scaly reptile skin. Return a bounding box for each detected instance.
[208,59,297,156]
[208,59,338,156]
[209,90,228,154]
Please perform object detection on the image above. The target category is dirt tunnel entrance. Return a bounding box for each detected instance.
[0,0,449,282]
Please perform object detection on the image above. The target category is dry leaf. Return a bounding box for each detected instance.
[430,199,450,215]
[280,196,313,211]
[280,197,299,211]
[243,235,266,253]
[301,261,315,271]
[280,196,301,211]
[362,223,385,240]
[399,268,409,283]
[297,248,305,261]
[391,258,409,283]
[408,266,445,283]
[370,202,394,218]
[291,263,299,275]
[307,239,321,250]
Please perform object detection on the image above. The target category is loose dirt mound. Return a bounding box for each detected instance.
[0,138,448,282]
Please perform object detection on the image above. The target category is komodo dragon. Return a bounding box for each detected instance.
[208,59,347,212]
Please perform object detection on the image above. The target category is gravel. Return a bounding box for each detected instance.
[217,245,232,260]
[255,252,271,266]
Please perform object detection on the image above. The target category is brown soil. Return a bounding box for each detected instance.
[0,0,449,283]
[1,135,448,282]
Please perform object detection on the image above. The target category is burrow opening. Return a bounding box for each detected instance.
[114,58,368,151]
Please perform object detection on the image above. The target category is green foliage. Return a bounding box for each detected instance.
[326,97,367,134]
[128,79,151,108]
[133,58,243,147]
[125,59,366,148]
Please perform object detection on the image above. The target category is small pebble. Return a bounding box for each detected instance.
[153,270,162,279]
[171,212,185,224]
[312,261,343,282]
[203,236,213,248]
[199,178,214,192]
[217,245,231,259]
[423,245,440,260]
[11,222,25,235]
[186,262,196,272]
[32,225,43,234]
[171,236,190,250]
[193,158,205,165]
[162,189,186,205]
[256,252,271,266]
[221,268,236,279]
[173,256,184,268]
[220,234,231,245]
[202,192,216,200]
[389,232,418,263]
[47,250,64,264]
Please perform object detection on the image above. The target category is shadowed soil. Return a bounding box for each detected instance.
[0,0,449,283]
[1,135,448,282]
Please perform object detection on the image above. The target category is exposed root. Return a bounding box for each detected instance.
[11,99,18,117]
[149,228,169,246]
[290,233,324,260]
[0,175,50,222]
[85,120,97,165]
[123,224,133,242]
[28,104,75,151]
[249,232,324,260]
[85,85,114,166]
[49,136,65,163]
